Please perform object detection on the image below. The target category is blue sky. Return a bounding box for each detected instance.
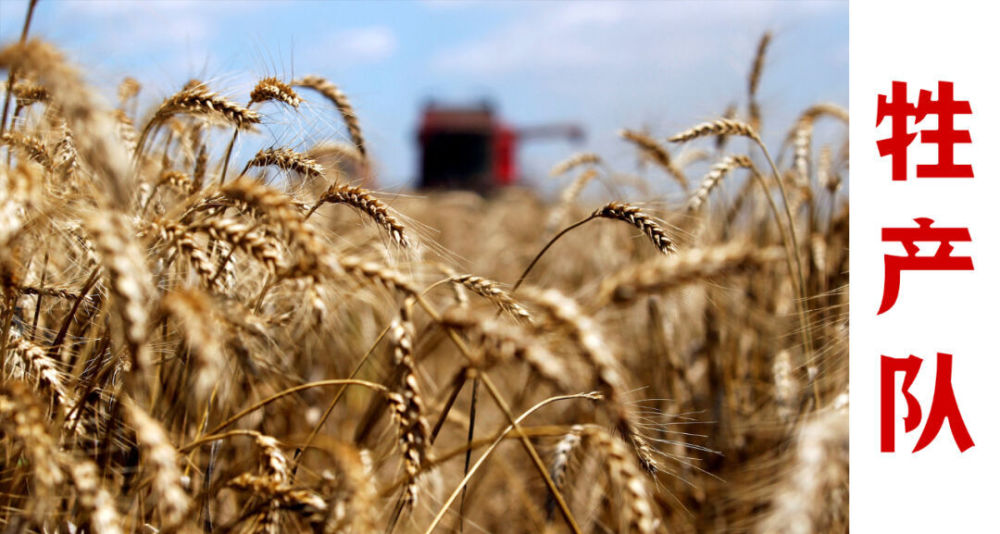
[1,0,847,191]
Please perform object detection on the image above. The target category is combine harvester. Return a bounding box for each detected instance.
[416,100,583,192]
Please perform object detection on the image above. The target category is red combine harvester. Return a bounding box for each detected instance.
[417,101,583,191]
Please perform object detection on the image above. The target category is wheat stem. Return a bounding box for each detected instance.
[423,392,599,534]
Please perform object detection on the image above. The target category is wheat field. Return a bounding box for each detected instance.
[0,5,848,533]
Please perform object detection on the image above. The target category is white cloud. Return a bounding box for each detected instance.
[299,26,398,71]
[430,1,822,78]
[431,3,627,76]
[334,27,398,63]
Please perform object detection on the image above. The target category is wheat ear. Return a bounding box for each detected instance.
[387,298,430,507]
[249,76,302,109]
[293,75,367,158]
[748,31,772,132]
[124,399,191,530]
[439,310,568,390]
[593,201,675,254]
[137,84,260,156]
[619,128,688,191]
[117,76,140,108]
[449,274,530,320]
[0,382,65,509]
[308,183,409,247]
[549,152,601,177]
[242,146,325,180]
[755,405,848,534]
[598,243,784,304]
[86,212,156,373]
[670,117,813,371]
[1,131,51,170]
[519,287,659,475]
[588,428,659,534]
[687,154,753,212]
[669,119,760,144]
[0,40,132,205]
[514,201,673,292]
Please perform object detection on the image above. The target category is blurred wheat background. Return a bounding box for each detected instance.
[0,1,847,533]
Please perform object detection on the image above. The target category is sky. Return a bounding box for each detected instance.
[0,0,847,192]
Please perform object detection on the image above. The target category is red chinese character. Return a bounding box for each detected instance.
[916,81,973,178]
[877,81,916,181]
[881,352,974,453]
[876,80,973,180]
[879,217,973,314]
